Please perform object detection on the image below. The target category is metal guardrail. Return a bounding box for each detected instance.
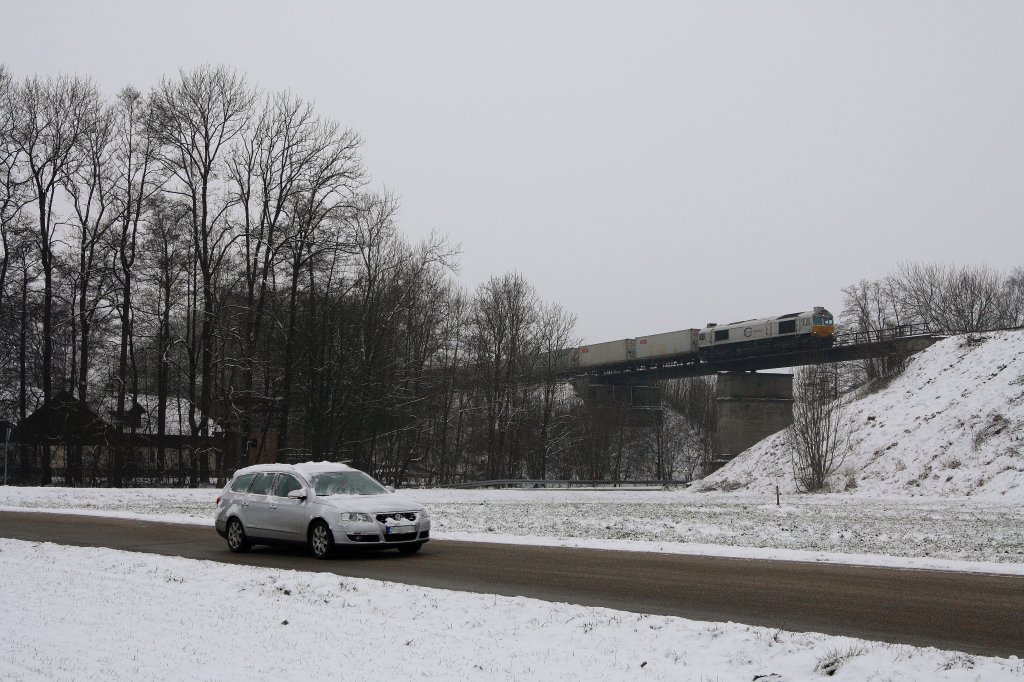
[832,323,936,347]
[833,323,1023,347]
[441,479,691,489]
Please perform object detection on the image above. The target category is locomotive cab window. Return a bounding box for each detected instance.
[714,329,729,342]
[778,320,796,335]
[813,314,833,325]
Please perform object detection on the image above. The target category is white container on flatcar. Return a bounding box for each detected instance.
[577,339,635,368]
[635,329,699,360]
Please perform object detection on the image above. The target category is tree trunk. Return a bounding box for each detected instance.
[278,253,302,453]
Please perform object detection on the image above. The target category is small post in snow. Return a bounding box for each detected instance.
[776,485,780,507]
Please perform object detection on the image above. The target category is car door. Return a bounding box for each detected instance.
[243,472,276,536]
[267,473,308,541]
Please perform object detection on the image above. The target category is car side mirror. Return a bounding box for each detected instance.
[385,485,395,493]
[287,489,307,500]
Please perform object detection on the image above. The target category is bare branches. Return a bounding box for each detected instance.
[786,363,850,493]
[894,262,1015,333]
[662,376,718,477]
[842,262,1023,387]
[0,65,31,322]
[149,66,255,448]
[845,262,1021,338]
[8,72,100,408]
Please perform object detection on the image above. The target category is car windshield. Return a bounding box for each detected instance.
[309,470,389,496]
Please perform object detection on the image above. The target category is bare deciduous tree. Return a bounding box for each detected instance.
[662,376,718,478]
[64,98,115,403]
[138,196,190,478]
[7,74,99,484]
[786,363,850,492]
[468,272,540,479]
[9,74,99,406]
[841,277,912,383]
[273,116,364,457]
[109,86,164,431]
[895,262,1014,333]
[1006,267,1024,328]
[151,65,254,459]
[228,92,327,426]
[842,263,1024,390]
[61,97,118,485]
[0,65,28,323]
[530,302,579,479]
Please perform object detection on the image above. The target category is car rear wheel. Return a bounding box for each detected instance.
[397,542,423,555]
[226,518,251,553]
[309,520,334,560]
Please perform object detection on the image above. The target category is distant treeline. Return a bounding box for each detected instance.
[2,65,1018,488]
[0,65,716,487]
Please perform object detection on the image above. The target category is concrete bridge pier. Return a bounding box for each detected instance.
[713,372,793,469]
[571,375,662,426]
[570,371,796,463]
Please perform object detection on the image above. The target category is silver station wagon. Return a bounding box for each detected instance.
[215,462,431,559]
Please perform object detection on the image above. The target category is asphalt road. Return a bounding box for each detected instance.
[1,511,1021,657]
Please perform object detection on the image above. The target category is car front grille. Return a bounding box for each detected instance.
[376,512,417,523]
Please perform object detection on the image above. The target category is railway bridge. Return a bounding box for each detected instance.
[562,325,942,466]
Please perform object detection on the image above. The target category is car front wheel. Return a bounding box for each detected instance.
[309,520,334,560]
[226,518,250,553]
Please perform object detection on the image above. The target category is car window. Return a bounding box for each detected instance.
[272,474,303,498]
[229,473,255,493]
[309,470,389,496]
[249,472,273,495]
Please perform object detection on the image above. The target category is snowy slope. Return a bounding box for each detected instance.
[700,330,1024,499]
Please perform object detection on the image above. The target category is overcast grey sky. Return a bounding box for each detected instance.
[5,1,1021,342]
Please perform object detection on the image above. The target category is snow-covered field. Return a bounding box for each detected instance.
[422,488,1024,572]
[1,539,1020,682]
[3,485,1022,573]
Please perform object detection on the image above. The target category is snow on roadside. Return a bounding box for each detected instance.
[3,485,1023,572]
[701,330,1024,498]
[0,486,216,526]
[1,539,1020,682]
[417,489,1024,570]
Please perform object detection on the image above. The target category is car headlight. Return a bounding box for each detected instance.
[339,512,373,523]
[418,508,430,521]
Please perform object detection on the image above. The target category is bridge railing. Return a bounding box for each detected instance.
[833,323,935,347]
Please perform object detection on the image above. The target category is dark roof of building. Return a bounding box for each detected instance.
[13,392,114,443]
